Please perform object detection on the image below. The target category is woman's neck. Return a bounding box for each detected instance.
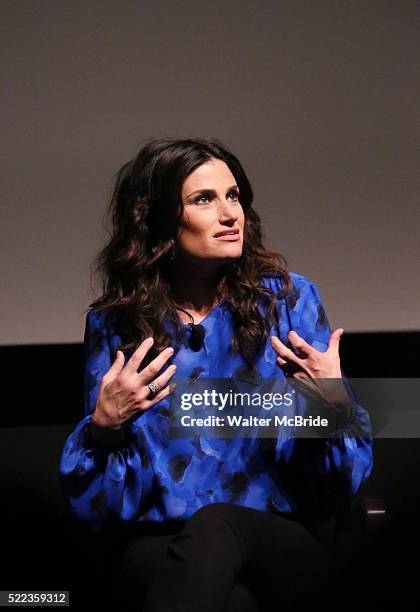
[169,260,224,314]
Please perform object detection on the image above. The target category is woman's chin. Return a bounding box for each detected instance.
[212,250,243,263]
[211,244,243,259]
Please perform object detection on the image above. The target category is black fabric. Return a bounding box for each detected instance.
[107,503,341,612]
[89,419,130,447]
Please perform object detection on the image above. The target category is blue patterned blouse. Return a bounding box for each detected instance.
[59,272,373,533]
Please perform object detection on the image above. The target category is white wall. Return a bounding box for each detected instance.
[1,0,418,344]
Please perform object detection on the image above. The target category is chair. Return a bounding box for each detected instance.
[312,495,387,551]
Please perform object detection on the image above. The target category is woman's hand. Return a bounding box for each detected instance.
[271,328,352,414]
[271,329,343,379]
[92,338,176,430]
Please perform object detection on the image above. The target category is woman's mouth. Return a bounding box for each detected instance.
[214,230,240,241]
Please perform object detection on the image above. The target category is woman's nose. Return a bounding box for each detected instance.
[218,201,238,223]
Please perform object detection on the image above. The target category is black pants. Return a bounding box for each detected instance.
[108,503,341,612]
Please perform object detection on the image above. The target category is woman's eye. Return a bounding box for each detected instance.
[194,191,239,205]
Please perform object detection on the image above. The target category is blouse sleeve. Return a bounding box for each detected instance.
[268,273,374,521]
[58,310,152,533]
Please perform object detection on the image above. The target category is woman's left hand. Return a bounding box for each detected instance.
[271,328,352,413]
[271,328,343,379]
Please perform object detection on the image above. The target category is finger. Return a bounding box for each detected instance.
[138,346,175,384]
[287,331,314,356]
[125,337,156,375]
[142,381,176,410]
[138,364,177,401]
[277,356,302,377]
[327,328,344,354]
[292,371,311,382]
[271,336,305,367]
[103,350,125,383]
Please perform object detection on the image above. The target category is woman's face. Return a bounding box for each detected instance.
[177,157,245,266]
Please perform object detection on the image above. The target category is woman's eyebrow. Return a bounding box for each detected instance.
[186,185,239,198]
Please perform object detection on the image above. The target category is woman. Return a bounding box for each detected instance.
[59,138,373,611]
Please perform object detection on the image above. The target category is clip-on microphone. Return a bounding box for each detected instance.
[175,306,206,351]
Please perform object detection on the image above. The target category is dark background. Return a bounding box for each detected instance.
[1,334,420,607]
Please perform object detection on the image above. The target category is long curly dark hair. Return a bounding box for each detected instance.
[88,137,293,369]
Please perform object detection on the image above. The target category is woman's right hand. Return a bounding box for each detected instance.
[91,337,176,430]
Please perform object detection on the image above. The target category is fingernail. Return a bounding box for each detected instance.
[167,347,174,354]
[145,337,154,344]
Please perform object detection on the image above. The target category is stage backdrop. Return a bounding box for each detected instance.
[1,0,418,344]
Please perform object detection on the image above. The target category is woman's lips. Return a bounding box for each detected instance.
[214,230,240,240]
[214,234,240,240]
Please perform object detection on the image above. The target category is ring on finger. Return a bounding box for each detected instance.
[148,381,161,396]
